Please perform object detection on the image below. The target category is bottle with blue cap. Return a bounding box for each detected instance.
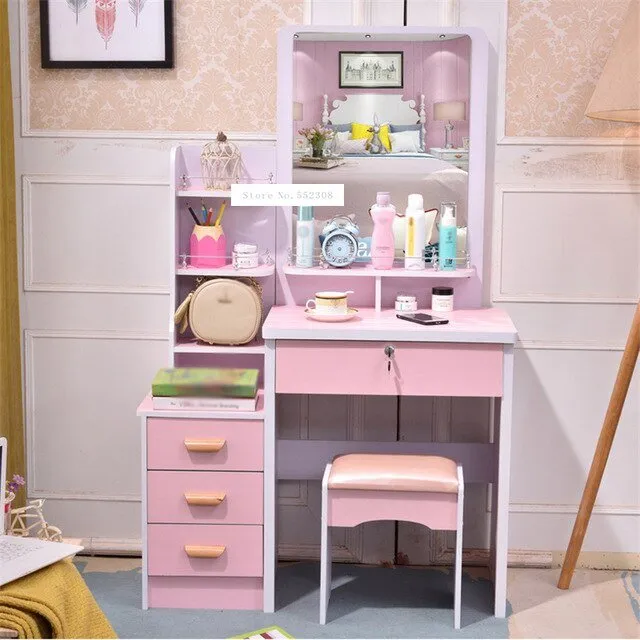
[296,205,314,268]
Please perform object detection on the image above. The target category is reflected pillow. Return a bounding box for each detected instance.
[389,130,420,153]
[351,122,391,152]
[328,123,352,132]
[335,137,368,154]
[389,123,424,151]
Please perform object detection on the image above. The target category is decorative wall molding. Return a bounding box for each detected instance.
[510,503,640,516]
[499,136,640,147]
[516,341,626,352]
[24,330,167,500]
[492,184,640,304]
[22,175,171,294]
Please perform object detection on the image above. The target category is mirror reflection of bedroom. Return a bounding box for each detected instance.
[292,33,470,263]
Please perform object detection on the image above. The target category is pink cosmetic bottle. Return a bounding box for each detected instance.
[370,191,396,270]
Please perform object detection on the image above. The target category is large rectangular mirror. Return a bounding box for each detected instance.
[293,32,470,252]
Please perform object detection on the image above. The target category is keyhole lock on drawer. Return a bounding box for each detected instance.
[384,345,395,371]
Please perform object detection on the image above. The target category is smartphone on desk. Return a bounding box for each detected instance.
[396,312,449,326]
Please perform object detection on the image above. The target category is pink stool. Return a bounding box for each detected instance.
[320,454,464,628]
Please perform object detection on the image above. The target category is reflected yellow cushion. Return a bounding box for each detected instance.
[351,122,391,152]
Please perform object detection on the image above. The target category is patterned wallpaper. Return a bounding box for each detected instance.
[505,0,637,138]
[27,0,303,132]
[26,0,636,137]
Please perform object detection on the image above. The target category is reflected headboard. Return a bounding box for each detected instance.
[321,92,426,149]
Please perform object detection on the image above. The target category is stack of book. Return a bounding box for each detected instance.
[151,367,259,411]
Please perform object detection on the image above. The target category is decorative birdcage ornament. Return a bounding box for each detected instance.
[201,131,242,190]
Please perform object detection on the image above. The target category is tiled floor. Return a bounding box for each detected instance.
[80,557,639,638]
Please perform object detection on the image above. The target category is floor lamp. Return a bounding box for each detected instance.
[558,0,640,589]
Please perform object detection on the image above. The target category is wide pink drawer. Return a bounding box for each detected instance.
[148,576,262,610]
[276,340,503,397]
[148,524,263,577]
[147,418,263,471]
[147,471,263,525]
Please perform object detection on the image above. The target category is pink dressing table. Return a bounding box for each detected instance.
[137,23,517,622]
[262,306,517,617]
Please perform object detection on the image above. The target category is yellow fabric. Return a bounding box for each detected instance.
[0,1,26,505]
[0,560,116,639]
[351,122,391,151]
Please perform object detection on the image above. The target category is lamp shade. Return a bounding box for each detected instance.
[433,100,466,122]
[293,101,303,122]
[585,0,640,122]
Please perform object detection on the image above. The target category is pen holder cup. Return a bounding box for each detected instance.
[190,225,227,268]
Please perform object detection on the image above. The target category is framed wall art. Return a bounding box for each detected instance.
[339,51,403,89]
[39,0,174,69]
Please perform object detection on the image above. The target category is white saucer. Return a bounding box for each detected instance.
[304,308,358,322]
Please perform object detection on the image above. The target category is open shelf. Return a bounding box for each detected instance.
[283,263,475,279]
[176,189,232,198]
[173,337,266,354]
[176,263,275,277]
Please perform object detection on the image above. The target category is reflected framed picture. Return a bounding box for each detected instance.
[39,0,174,69]
[339,51,403,89]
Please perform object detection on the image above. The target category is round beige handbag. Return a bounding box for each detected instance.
[174,278,263,345]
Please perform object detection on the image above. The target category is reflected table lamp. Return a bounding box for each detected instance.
[558,0,639,590]
[433,100,466,148]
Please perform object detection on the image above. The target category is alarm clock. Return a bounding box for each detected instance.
[320,216,360,268]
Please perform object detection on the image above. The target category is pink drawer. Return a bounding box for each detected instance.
[147,418,263,471]
[147,471,263,525]
[147,524,262,577]
[276,340,503,397]
[148,576,262,610]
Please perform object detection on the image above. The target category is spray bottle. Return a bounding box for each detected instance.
[370,192,396,270]
[438,202,457,271]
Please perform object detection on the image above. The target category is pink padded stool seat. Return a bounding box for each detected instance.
[320,453,465,628]
[328,454,459,494]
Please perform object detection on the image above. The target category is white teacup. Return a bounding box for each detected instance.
[305,290,353,315]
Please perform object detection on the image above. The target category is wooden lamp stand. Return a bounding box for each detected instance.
[558,301,640,588]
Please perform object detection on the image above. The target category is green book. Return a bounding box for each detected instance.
[151,368,259,399]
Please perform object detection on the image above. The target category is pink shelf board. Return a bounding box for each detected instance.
[262,306,517,344]
[283,263,475,279]
[176,264,275,277]
[173,337,266,354]
[137,390,265,419]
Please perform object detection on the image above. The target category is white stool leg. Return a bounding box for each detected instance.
[454,465,464,629]
[320,464,332,624]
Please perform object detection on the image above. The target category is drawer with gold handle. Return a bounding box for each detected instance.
[184,492,226,507]
[148,524,263,577]
[184,545,226,559]
[183,438,226,453]
[148,471,262,524]
[147,418,263,471]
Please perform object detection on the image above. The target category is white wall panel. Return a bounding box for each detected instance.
[496,189,639,303]
[511,348,640,508]
[24,178,170,293]
[25,332,167,497]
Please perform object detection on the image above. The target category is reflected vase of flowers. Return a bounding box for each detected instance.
[298,125,334,158]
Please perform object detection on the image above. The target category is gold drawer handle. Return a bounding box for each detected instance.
[455,154,462,158]
[184,492,226,506]
[184,438,226,453]
[184,545,226,559]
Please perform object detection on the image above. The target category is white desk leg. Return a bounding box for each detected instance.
[264,339,276,613]
[493,345,514,617]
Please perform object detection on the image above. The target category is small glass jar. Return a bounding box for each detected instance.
[432,286,454,313]
[232,242,259,269]
[395,294,417,312]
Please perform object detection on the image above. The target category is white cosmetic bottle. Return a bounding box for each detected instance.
[404,193,426,270]
[296,205,314,268]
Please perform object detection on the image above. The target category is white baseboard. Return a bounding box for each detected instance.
[76,538,637,570]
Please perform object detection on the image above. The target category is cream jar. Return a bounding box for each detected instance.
[395,294,417,312]
[232,242,259,269]
[432,286,454,313]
